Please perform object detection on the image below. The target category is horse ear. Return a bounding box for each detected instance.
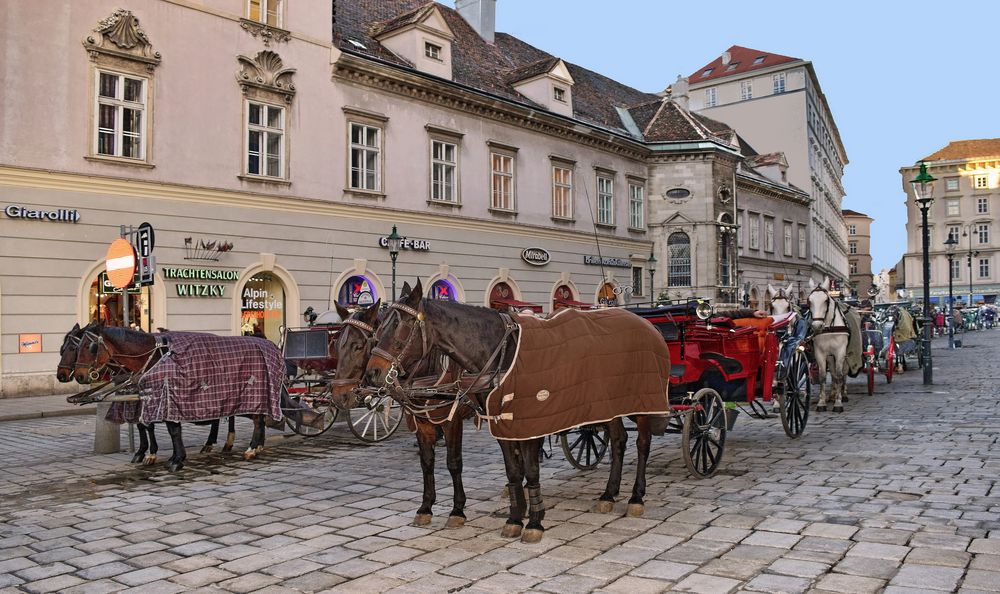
[767,284,775,297]
[399,281,412,300]
[787,282,795,295]
[335,303,351,321]
[808,278,816,291]
[408,279,423,304]
[72,323,80,331]
[362,299,381,324]
[820,276,831,291]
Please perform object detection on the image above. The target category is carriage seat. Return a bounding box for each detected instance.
[698,352,743,375]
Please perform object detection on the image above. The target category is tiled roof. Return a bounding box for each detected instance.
[842,209,870,218]
[921,139,1000,161]
[690,45,800,84]
[630,99,738,146]
[505,57,561,84]
[746,152,785,167]
[334,0,657,135]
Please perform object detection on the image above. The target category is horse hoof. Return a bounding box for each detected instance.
[222,444,233,453]
[593,500,615,514]
[816,405,827,412]
[445,515,465,529]
[626,503,645,517]
[500,523,523,539]
[243,449,256,461]
[520,528,544,544]
[501,485,509,499]
[413,514,432,526]
[842,395,850,403]
[142,455,157,466]
[200,445,214,454]
[833,406,844,413]
[166,461,183,472]
[130,453,144,464]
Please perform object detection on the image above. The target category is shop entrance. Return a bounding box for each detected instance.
[597,282,619,307]
[240,272,286,342]
[89,271,150,330]
[337,274,379,307]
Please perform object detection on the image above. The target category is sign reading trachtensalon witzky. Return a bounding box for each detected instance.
[3,204,81,223]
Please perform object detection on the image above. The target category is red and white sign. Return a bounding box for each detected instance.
[105,238,137,289]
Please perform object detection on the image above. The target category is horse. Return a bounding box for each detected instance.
[365,280,664,544]
[330,291,474,530]
[73,324,269,471]
[807,277,861,413]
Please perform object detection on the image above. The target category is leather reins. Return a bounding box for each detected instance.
[329,318,377,392]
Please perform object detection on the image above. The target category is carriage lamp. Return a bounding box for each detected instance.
[303,306,317,326]
[910,161,936,385]
[648,251,657,306]
[387,225,403,301]
[944,236,958,349]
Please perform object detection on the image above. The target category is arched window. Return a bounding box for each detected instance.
[667,232,691,287]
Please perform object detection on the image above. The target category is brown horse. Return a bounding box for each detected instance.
[74,324,262,471]
[365,280,659,544]
[331,289,472,529]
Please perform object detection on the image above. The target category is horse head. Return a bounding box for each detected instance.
[74,323,110,383]
[366,280,427,387]
[329,299,382,408]
[56,323,83,383]
[807,276,832,332]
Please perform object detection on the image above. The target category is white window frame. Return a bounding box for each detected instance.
[596,175,614,225]
[946,199,960,216]
[628,183,644,229]
[977,223,990,244]
[848,224,856,235]
[740,80,753,100]
[245,99,284,179]
[974,174,989,189]
[749,214,760,249]
[980,257,991,278]
[849,241,857,255]
[764,217,774,252]
[978,196,989,214]
[247,0,282,27]
[667,232,692,287]
[94,69,148,161]
[552,164,573,220]
[425,42,442,61]
[945,177,960,192]
[553,86,567,103]
[632,266,644,297]
[850,260,858,274]
[783,224,792,256]
[430,139,458,203]
[951,258,961,280]
[948,225,960,242]
[490,151,515,211]
[349,121,382,192]
[798,225,807,258]
[705,88,717,107]
[773,72,786,94]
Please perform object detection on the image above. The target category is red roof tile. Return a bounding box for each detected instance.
[921,139,1000,161]
[689,45,800,84]
[842,209,870,218]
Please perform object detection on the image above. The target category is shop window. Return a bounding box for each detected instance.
[337,275,378,308]
[597,282,619,307]
[240,272,286,342]
[430,279,457,301]
[90,271,147,330]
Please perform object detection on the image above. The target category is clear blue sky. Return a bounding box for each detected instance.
[495,0,1000,272]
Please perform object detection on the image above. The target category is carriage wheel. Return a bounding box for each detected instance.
[346,394,403,442]
[560,424,609,470]
[681,388,727,478]
[779,352,810,439]
[283,385,339,437]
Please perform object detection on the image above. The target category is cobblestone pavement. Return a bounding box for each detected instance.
[1,330,998,593]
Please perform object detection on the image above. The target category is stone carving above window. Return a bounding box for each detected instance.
[236,50,296,103]
[82,8,161,70]
[718,184,733,204]
[239,19,290,46]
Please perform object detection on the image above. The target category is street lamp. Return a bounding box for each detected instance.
[386,225,403,301]
[961,225,981,308]
[648,251,657,306]
[945,235,958,349]
[910,161,936,385]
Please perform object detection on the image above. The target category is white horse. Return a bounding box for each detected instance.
[807,277,851,413]
[769,283,796,315]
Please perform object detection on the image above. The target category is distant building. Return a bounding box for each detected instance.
[900,139,1000,306]
[687,45,850,286]
[842,209,874,297]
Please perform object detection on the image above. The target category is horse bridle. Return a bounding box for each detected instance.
[75,329,161,381]
[329,317,378,392]
[810,287,848,334]
[369,302,427,388]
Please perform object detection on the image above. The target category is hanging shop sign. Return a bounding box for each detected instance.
[97,271,141,295]
[3,204,81,223]
[521,247,551,266]
[584,255,631,268]
[378,236,431,251]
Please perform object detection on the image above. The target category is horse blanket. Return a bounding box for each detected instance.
[139,333,284,424]
[107,400,142,424]
[836,302,864,376]
[484,308,671,440]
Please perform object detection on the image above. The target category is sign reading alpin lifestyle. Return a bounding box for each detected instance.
[162,266,240,297]
[583,255,631,268]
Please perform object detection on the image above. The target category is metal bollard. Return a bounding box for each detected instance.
[94,401,121,454]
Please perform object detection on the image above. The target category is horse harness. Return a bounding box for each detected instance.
[810,287,850,335]
[328,317,376,392]
[77,329,167,382]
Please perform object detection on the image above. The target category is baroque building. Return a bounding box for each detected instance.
[900,139,1000,306]
[843,209,874,297]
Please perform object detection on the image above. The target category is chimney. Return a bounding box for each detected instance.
[456,0,496,44]
[671,75,689,110]
[721,51,731,65]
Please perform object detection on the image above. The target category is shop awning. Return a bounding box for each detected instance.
[491,298,543,314]
[555,298,595,309]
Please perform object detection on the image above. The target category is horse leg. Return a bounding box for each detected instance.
[144,423,159,465]
[443,421,467,529]
[201,420,220,453]
[815,354,829,412]
[243,415,265,460]
[413,421,437,526]
[520,438,546,543]
[131,423,149,464]
[498,440,526,539]
[165,421,186,472]
[223,417,236,452]
[595,418,627,513]
[627,416,653,517]
[833,355,847,413]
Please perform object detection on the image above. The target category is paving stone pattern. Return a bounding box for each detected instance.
[0,330,998,593]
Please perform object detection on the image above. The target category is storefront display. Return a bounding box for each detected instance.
[337,275,378,307]
[240,272,285,342]
[430,279,458,301]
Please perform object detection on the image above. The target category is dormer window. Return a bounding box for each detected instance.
[753,56,766,65]
[424,42,442,61]
[725,62,740,71]
[701,68,713,77]
[553,87,566,103]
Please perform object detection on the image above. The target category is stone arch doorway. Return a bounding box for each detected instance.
[232,255,300,343]
[330,259,387,309]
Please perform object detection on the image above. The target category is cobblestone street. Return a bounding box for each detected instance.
[1,330,998,594]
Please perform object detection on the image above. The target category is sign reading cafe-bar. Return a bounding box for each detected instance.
[162,266,240,297]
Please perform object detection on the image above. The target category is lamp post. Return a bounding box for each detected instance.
[945,235,958,348]
[910,162,936,385]
[961,224,981,308]
[648,251,657,306]
[386,225,403,301]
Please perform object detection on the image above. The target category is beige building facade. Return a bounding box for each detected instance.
[843,209,874,297]
[900,140,1000,306]
[687,46,850,286]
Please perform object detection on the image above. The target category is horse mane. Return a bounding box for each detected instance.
[101,325,156,354]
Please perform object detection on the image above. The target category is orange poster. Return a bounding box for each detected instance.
[19,334,42,353]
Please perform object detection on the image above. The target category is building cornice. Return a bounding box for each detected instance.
[736,172,809,205]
